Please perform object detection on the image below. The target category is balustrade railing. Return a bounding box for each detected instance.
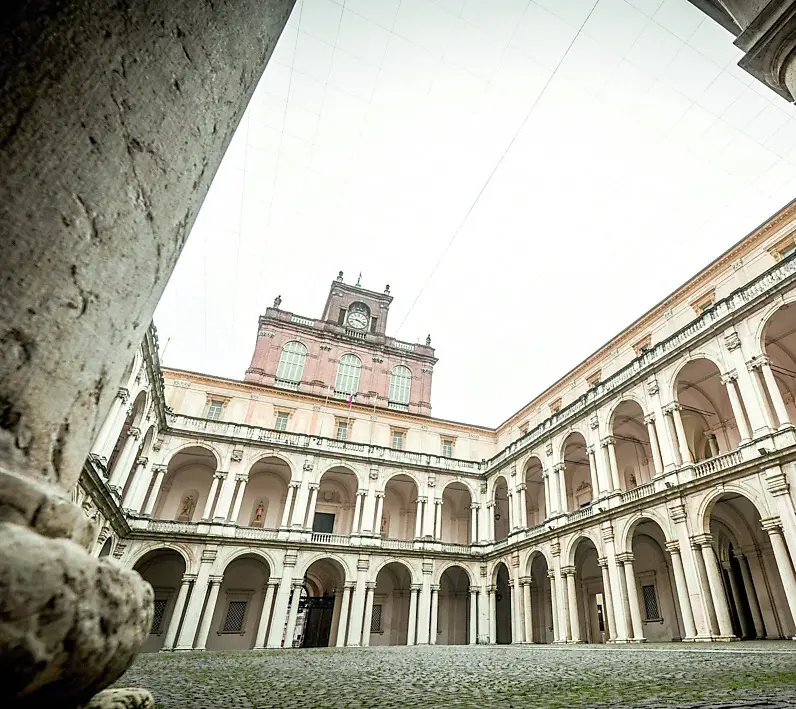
[382,538,415,550]
[235,526,279,540]
[311,532,351,546]
[440,542,471,554]
[694,449,743,478]
[146,519,200,534]
[568,506,594,522]
[622,482,656,503]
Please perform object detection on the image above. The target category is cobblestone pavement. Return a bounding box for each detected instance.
[115,642,796,709]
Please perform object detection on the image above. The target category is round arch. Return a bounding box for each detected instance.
[605,393,648,425]
[317,461,364,487]
[696,482,772,536]
[618,510,674,555]
[298,552,353,582]
[128,541,195,574]
[666,352,725,403]
[246,451,295,476]
[371,557,416,586]
[755,294,796,357]
[164,440,222,470]
[434,561,475,586]
[566,531,602,567]
[383,469,421,490]
[524,548,551,577]
[557,426,590,462]
[440,478,477,498]
[215,546,278,578]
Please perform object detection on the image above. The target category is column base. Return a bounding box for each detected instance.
[607,639,629,644]
[628,638,647,643]
[710,635,739,642]
[567,639,585,644]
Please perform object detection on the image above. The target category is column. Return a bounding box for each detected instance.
[470,504,478,544]
[758,356,791,428]
[519,485,528,529]
[763,522,796,627]
[122,456,150,509]
[254,581,278,649]
[92,388,129,459]
[175,566,211,650]
[407,585,420,645]
[479,500,490,542]
[507,491,514,531]
[142,464,167,516]
[723,562,750,638]
[429,585,440,645]
[544,571,558,642]
[487,502,496,541]
[347,559,368,646]
[201,473,223,520]
[736,553,766,639]
[522,578,533,643]
[598,558,615,642]
[336,583,354,647]
[512,573,522,643]
[542,473,552,516]
[290,481,309,528]
[556,566,570,642]
[162,575,192,650]
[644,414,664,476]
[554,463,567,513]
[194,577,222,650]
[108,426,141,488]
[668,404,693,465]
[283,581,303,648]
[696,536,735,639]
[469,589,478,644]
[721,372,751,441]
[373,492,385,537]
[417,568,432,644]
[414,497,425,538]
[586,446,600,497]
[618,554,645,642]
[602,527,628,642]
[229,475,248,525]
[665,542,697,640]
[212,469,237,522]
[564,568,581,643]
[352,490,364,534]
[488,586,497,643]
[422,494,436,538]
[360,485,376,535]
[603,438,621,491]
[361,582,376,646]
[267,565,296,648]
[304,484,319,531]
[280,483,296,528]
[434,499,443,539]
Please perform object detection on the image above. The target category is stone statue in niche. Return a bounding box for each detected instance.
[380,514,388,537]
[251,500,265,527]
[628,473,637,489]
[176,495,195,522]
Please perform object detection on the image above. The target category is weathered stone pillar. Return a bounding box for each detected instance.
[469,589,479,644]
[336,582,354,648]
[1,0,295,703]
[428,584,440,645]
[563,567,581,643]
[253,581,278,649]
[407,584,420,646]
[194,577,222,650]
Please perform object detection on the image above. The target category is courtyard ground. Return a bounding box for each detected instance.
[115,642,796,709]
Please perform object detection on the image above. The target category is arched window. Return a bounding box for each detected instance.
[335,354,362,396]
[275,341,307,387]
[388,365,412,408]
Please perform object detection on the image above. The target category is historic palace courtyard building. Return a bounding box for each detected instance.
[81,199,796,654]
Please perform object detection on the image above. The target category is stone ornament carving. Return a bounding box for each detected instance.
[480,482,488,494]
[646,378,659,396]
[231,449,244,462]
[725,331,742,350]
[545,441,553,457]
[302,459,313,472]
[258,328,275,338]
[427,475,436,487]
[369,468,379,481]
[588,414,599,430]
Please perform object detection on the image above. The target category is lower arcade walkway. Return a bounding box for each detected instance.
[116,643,796,709]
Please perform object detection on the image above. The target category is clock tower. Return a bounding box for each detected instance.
[244,272,437,415]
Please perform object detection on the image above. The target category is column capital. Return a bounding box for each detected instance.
[560,565,576,576]
[553,462,565,473]
[761,516,784,534]
[720,369,738,385]
[213,471,226,480]
[151,463,167,474]
[668,503,687,523]
[375,490,385,498]
[586,444,595,456]
[410,583,421,592]
[662,402,681,415]
[235,473,248,482]
[600,525,615,543]
[546,571,556,581]
[469,502,480,510]
[665,540,681,555]
[267,580,280,589]
[519,575,532,586]
[136,456,148,467]
[597,556,610,569]
[356,489,368,497]
[128,426,142,440]
[308,482,320,491]
[487,584,497,593]
[615,552,634,564]
[288,481,300,490]
[430,583,440,592]
[366,581,377,590]
[417,496,427,504]
[691,533,713,548]
[486,500,495,509]
[117,387,130,403]
[747,354,771,371]
[208,575,224,585]
[600,436,615,447]
[469,587,479,596]
[181,573,197,583]
[344,581,356,590]
[643,413,656,425]
[516,483,527,492]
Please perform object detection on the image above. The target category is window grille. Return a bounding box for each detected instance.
[275,412,289,431]
[336,421,348,441]
[334,354,362,395]
[441,439,454,458]
[150,599,168,634]
[207,400,224,420]
[642,584,660,621]
[223,600,248,632]
[388,365,412,405]
[392,431,404,450]
[370,604,382,633]
[275,341,307,383]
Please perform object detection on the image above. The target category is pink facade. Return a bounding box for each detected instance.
[245,274,437,415]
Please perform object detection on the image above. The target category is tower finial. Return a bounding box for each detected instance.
[355,272,362,287]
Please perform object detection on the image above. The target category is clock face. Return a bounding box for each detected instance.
[347,310,369,330]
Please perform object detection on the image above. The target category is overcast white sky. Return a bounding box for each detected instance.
[155,0,796,427]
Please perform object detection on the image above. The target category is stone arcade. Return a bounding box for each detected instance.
[83,200,796,656]
[3,2,796,708]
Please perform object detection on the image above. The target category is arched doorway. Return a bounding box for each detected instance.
[493,562,512,644]
[153,446,217,522]
[571,537,607,643]
[440,483,472,544]
[704,492,796,639]
[493,477,509,540]
[561,432,593,511]
[299,558,346,648]
[235,456,292,528]
[675,358,739,461]
[528,553,554,644]
[372,562,413,645]
[611,400,653,490]
[133,549,186,653]
[762,303,796,427]
[206,554,271,651]
[627,519,681,641]
[382,474,419,540]
[523,457,546,527]
[314,466,358,534]
[438,566,470,645]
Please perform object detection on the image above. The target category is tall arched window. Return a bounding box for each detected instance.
[388,365,412,409]
[275,341,307,388]
[335,354,362,396]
